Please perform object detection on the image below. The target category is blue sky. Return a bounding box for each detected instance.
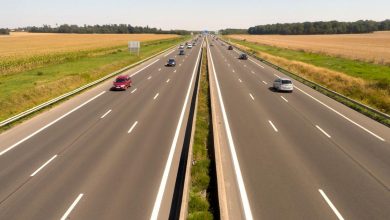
[1,0,389,30]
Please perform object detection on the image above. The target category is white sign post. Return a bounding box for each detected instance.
[128,41,140,56]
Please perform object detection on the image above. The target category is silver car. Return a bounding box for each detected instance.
[273,78,293,92]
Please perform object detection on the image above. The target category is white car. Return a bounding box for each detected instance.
[273,78,293,92]
[187,44,192,49]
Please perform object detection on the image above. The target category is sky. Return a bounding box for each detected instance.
[1,0,389,31]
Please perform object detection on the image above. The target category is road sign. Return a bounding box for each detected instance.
[128,41,140,56]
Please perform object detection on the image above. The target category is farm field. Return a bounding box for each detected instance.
[0,32,177,58]
[225,36,390,117]
[228,31,390,65]
[0,33,186,124]
[0,32,179,75]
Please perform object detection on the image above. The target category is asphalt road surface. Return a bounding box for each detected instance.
[0,38,203,220]
[207,36,390,220]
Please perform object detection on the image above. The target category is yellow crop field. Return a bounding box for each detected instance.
[228,31,390,64]
[0,32,178,59]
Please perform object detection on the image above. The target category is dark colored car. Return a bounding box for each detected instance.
[228,45,233,50]
[239,53,248,60]
[112,75,132,90]
[179,50,185,55]
[166,58,176,66]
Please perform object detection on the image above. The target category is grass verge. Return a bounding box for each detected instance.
[188,45,219,219]
[0,36,189,124]
[225,37,390,126]
[226,38,390,82]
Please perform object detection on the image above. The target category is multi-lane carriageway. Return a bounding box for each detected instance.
[0,35,389,220]
[207,36,390,220]
[0,38,203,219]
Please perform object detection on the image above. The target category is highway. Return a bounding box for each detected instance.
[207,36,390,219]
[0,38,203,219]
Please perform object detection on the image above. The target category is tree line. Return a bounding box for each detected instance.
[219,28,247,35]
[16,24,189,35]
[0,28,10,35]
[248,20,390,35]
[220,20,390,35]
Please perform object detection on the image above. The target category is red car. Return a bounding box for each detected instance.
[112,75,132,90]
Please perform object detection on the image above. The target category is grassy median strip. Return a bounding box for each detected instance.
[226,37,390,125]
[0,36,189,124]
[188,45,218,219]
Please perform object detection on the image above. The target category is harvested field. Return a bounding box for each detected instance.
[228,39,390,115]
[228,31,390,65]
[0,32,179,75]
[0,32,178,58]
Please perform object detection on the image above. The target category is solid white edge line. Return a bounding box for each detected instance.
[274,73,280,77]
[316,125,331,138]
[0,91,106,156]
[268,120,278,132]
[249,58,265,68]
[100,109,112,119]
[150,38,203,220]
[130,59,160,77]
[60,193,84,220]
[153,93,159,100]
[294,86,385,141]
[30,154,57,176]
[131,88,137,94]
[319,189,345,220]
[281,96,288,102]
[208,38,254,220]
[249,93,255,100]
[164,49,175,57]
[262,81,268,85]
[128,121,138,134]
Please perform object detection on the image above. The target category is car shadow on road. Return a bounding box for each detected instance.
[268,87,292,93]
[268,87,278,93]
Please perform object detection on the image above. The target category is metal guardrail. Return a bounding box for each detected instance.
[221,38,390,126]
[0,44,178,128]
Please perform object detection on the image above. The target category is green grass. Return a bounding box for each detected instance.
[188,47,215,220]
[226,37,390,126]
[227,38,390,84]
[0,36,189,122]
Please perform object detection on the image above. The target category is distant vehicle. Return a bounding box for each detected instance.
[239,53,248,60]
[179,45,184,49]
[179,49,185,55]
[112,75,132,90]
[166,58,176,67]
[273,78,293,92]
[187,44,193,49]
[210,43,214,46]
[228,45,233,50]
